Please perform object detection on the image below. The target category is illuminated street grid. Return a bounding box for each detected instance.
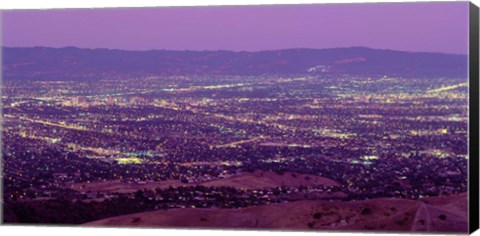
[3,75,467,205]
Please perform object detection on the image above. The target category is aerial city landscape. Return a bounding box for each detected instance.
[1,2,472,233]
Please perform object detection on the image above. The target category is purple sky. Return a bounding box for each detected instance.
[1,2,469,54]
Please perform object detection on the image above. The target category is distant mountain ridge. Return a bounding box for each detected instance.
[2,46,467,81]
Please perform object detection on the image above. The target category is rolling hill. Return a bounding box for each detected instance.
[2,46,467,81]
[84,193,468,233]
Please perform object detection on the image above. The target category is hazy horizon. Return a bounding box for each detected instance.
[1,45,469,56]
[1,2,469,54]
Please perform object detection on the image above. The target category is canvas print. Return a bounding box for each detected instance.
[1,2,473,233]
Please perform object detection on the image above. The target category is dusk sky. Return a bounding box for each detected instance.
[1,2,470,54]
